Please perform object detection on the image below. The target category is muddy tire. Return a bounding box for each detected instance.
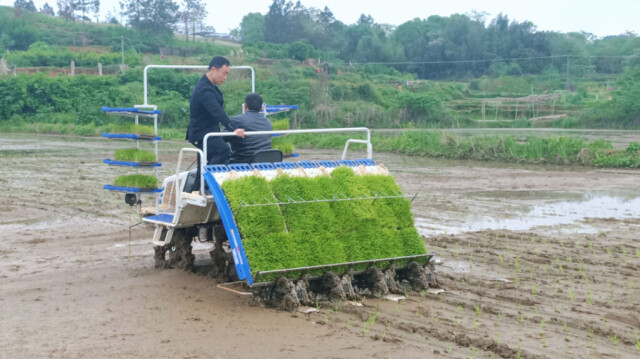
[167,230,195,272]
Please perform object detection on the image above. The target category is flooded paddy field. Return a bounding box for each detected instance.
[1,133,639,358]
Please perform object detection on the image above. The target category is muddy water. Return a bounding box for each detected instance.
[415,189,640,237]
[2,133,640,359]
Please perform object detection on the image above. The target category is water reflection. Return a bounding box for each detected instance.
[416,189,640,237]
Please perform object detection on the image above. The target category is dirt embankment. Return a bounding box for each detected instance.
[1,133,639,358]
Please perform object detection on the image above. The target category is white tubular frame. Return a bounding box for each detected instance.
[141,65,256,107]
[203,127,372,166]
[175,147,205,198]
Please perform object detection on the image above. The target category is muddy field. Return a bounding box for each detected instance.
[1,133,639,358]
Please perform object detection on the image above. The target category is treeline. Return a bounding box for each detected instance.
[0,63,458,129]
[236,1,640,79]
[1,0,214,54]
[3,2,640,80]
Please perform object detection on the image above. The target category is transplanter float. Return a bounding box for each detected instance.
[106,65,436,310]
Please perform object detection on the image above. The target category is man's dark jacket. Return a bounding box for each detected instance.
[228,111,273,164]
[187,74,235,145]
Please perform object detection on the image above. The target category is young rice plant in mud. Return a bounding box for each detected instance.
[362,308,379,334]
[474,304,482,317]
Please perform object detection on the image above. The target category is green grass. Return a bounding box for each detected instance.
[114,149,156,162]
[272,137,294,154]
[113,174,158,188]
[271,118,290,130]
[222,167,426,281]
[106,124,155,136]
[286,131,640,168]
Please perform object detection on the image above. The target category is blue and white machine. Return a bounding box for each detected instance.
[117,65,434,308]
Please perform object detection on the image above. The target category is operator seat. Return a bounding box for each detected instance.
[248,149,283,164]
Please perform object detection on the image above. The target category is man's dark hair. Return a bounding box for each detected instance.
[245,93,263,112]
[208,56,231,69]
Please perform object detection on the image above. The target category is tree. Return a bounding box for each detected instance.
[39,2,55,15]
[14,0,37,11]
[74,0,100,23]
[177,0,207,42]
[264,0,293,43]
[56,0,74,21]
[125,0,179,39]
[237,12,264,44]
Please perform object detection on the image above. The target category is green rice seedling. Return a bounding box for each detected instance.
[587,291,593,306]
[636,340,640,352]
[531,284,538,296]
[224,167,424,280]
[609,334,619,347]
[514,277,520,288]
[563,323,568,332]
[382,321,390,340]
[108,123,155,135]
[114,174,158,188]
[114,148,156,162]
[271,118,290,130]
[519,314,524,326]
[272,137,294,154]
[579,268,589,283]
[474,304,482,317]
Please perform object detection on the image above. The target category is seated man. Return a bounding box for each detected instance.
[227,93,273,164]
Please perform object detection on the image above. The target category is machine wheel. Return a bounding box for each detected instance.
[154,229,195,271]
[168,229,195,271]
[208,224,238,281]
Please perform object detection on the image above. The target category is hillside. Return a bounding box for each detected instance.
[0,5,639,130]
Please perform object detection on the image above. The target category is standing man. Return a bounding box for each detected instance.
[187,56,244,165]
[228,93,273,164]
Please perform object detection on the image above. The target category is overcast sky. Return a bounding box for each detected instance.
[2,0,638,38]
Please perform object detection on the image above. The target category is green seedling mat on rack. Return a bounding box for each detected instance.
[114,148,157,162]
[221,167,426,280]
[114,174,158,189]
[107,123,156,136]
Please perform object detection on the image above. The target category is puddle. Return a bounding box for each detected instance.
[434,257,511,282]
[416,189,640,237]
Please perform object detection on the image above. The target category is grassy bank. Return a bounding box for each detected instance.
[286,131,640,168]
[2,122,638,168]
